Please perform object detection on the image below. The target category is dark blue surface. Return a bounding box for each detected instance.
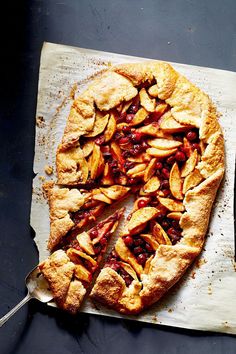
[0,1,236,353]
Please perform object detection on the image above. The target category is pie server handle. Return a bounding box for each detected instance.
[0,292,32,328]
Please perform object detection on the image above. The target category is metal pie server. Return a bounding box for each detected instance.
[0,266,53,327]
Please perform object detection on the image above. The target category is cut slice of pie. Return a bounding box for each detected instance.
[43,181,130,251]
[38,208,124,314]
[43,60,224,315]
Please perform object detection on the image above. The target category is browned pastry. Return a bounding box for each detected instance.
[44,61,224,314]
[39,208,124,314]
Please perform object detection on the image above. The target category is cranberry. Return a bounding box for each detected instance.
[161,168,170,179]
[171,220,180,229]
[123,236,133,247]
[175,151,186,162]
[191,143,201,153]
[167,227,179,237]
[133,238,144,246]
[113,132,122,141]
[137,253,147,265]
[128,178,136,185]
[123,125,131,133]
[123,275,132,286]
[166,155,175,165]
[162,219,170,229]
[119,136,129,144]
[109,160,118,168]
[126,114,135,123]
[122,151,131,159]
[130,145,142,156]
[128,104,139,114]
[90,229,98,239]
[161,179,169,189]
[95,135,105,145]
[131,132,142,143]
[186,131,197,141]
[124,161,135,170]
[145,243,153,252]
[100,237,107,246]
[138,199,148,208]
[156,213,165,222]
[142,141,149,149]
[119,112,127,121]
[133,246,143,255]
[109,261,120,272]
[156,162,163,170]
[94,244,102,254]
[112,167,120,176]
[150,111,161,122]
[162,189,171,197]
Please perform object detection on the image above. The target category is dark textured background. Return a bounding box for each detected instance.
[0,1,236,353]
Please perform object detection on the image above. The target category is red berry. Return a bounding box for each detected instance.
[137,253,147,265]
[156,162,163,170]
[126,114,135,123]
[145,243,153,252]
[109,261,120,272]
[186,131,197,141]
[166,155,175,165]
[123,125,131,133]
[90,229,98,239]
[123,236,133,247]
[95,135,105,145]
[161,179,169,189]
[175,151,186,162]
[131,132,142,142]
[128,178,136,185]
[138,199,148,208]
[133,246,143,255]
[142,141,149,149]
[94,244,102,254]
[128,104,139,114]
[167,227,179,237]
[119,112,127,121]
[119,136,129,144]
[150,111,162,122]
[161,168,170,179]
[156,213,165,222]
[134,238,144,246]
[191,143,201,153]
[171,220,180,229]
[162,189,171,197]
[162,220,170,229]
[100,237,107,246]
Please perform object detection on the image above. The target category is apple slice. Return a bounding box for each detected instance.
[77,232,95,255]
[115,238,143,276]
[127,207,159,233]
[100,185,130,200]
[67,248,97,267]
[92,189,112,204]
[146,147,177,158]
[160,111,193,133]
[104,113,116,142]
[144,255,154,274]
[74,264,92,283]
[119,261,138,281]
[148,138,182,150]
[89,144,102,179]
[126,163,147,177]
[169,162,183,200]
[152,222,172,245]
[167,212,183,220]
[136,123,172,138]
[140,234,159,250]
[110,141,125,171]
[181,149,198,178]
[144,158,157,182]
[154,102,169,117]
[129,107,149,126]
[183,168,203,194]
[101,162,114,185]
[142,176,160,194]
[85,112,109,137]
[82,140,95,157]
[121,100,132,113]
[148,84,159,97]
[139,88,156,112]
[158,197,185,212]
[128,153,151,163]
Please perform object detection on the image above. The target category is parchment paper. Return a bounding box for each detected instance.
[31,42,236,334]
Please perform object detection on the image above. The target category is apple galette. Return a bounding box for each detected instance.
[40,61,224,314]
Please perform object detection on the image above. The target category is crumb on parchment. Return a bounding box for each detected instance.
[44,165,53,175]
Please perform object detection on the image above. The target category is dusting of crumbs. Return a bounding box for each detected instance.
[44,165,53,175]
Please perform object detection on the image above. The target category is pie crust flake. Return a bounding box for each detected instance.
[40,61,224,315]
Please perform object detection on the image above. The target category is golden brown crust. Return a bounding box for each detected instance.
[43,183,86,250]
[50,60,225,314]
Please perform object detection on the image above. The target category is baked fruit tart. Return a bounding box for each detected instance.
[40,61,224,315]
